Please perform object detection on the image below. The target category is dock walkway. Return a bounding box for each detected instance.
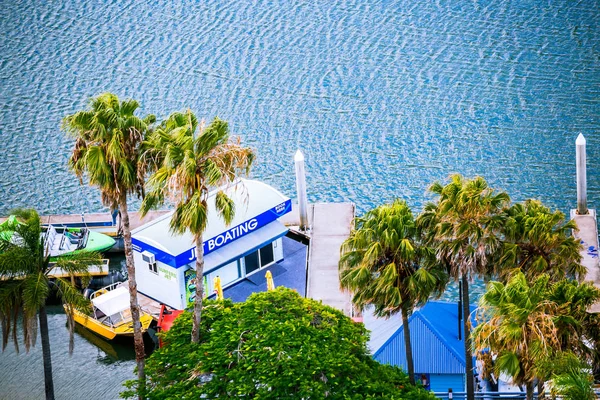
[571,210,600,313]
[282,202,355,317]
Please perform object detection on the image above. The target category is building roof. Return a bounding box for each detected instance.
[131,179,291,268]
[372,301,477,374]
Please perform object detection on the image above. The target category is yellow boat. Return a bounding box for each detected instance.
[67,284,153,340]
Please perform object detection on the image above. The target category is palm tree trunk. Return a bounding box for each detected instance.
[462,274,475,400]
[119,199,146,399]
[526,381,534,400]
[401,307,415,385]
[537,379,545,399]
[191,234,204,343]
[39,306,55,400]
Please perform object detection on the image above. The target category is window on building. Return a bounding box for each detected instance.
[149,262,158,274]
[244,251,260,275]
[244,243,277,276]
[259,245,274,267]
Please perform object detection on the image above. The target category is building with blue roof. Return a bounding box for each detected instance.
[370,301,478,393]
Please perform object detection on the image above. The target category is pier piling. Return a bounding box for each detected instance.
[576,133,588,215]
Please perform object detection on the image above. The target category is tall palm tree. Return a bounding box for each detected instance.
[141,110,254,343]
[498,199,584,282]
[339,199,448,385]
[417,175,510,400]
[62,93,155,398]
[0,209,102,400]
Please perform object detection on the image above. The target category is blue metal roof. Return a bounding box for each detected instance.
[372,301,477,374]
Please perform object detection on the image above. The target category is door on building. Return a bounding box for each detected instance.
[244,243,276,276]
[244,251,260,275]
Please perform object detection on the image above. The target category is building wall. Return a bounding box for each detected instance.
[134,250,185,309]
[135,237,286,308]
[429,373,464,394]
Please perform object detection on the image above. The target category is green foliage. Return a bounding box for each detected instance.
[498,200,584,282]
[62,92,156,210]
[0,209,103,399]
[339,199,447,318]
[141,111,254,241]
[545,353,596,400]
[122,289,435,399]
[474,272,600,392]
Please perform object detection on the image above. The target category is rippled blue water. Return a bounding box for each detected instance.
[1,0,599,398]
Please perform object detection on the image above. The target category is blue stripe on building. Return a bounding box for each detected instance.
[132,199,292,268]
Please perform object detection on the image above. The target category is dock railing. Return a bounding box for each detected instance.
[433,391,600,399]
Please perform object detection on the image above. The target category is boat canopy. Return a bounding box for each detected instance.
[92,287,130,316]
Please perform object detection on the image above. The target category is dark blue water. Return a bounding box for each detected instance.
[1,0,599,398]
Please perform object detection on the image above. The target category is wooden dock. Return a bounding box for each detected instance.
[571,209,600,313]
[282,202,355,317]
[48,259,110,278]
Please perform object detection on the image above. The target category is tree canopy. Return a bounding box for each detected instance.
[473,272,600,400]
[0,209,102,400]
[339,199,447,384]
[123,288,435,399]
[141,111,254,343]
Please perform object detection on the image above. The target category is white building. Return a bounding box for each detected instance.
[131,179,292,309]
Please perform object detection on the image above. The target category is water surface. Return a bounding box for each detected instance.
[1,0,599,398]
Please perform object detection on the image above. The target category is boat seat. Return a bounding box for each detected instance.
[94,309,106,319]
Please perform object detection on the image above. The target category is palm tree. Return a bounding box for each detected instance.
[473,272,600,400]
[498,199,584,282]
[474,273,559,400]
[62,92,155,398]
[339,199,448,385]
[141,110,254,343]
[417,175,510,400]
[0,209,102,400]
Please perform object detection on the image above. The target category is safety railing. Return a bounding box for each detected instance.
[433,392,600,399]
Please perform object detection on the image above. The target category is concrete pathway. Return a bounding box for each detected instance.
[281,202,355,315]
[571,209,600,313]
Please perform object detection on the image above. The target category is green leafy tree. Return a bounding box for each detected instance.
[417,175,510,400]
[0,209,102,400]
[122,288,436,399]
[339,199,447,384]
[546,353,596,400]
[62,93,155,398]
[141,111,253,343]
[498,199,584,282]
[473,272,600,400]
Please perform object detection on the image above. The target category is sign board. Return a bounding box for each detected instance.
[132,199,292,269]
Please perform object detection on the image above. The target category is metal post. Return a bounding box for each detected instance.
[458,281,462,341]
[294,150,309,231]
[576,133,588,215]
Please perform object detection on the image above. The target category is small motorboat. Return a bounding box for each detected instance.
[0,216,116,259]
[43,224,115,260]
[68,283,153,340]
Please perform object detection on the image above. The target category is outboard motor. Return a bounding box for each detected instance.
[83,287,95,300]
[87,270,126,290]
